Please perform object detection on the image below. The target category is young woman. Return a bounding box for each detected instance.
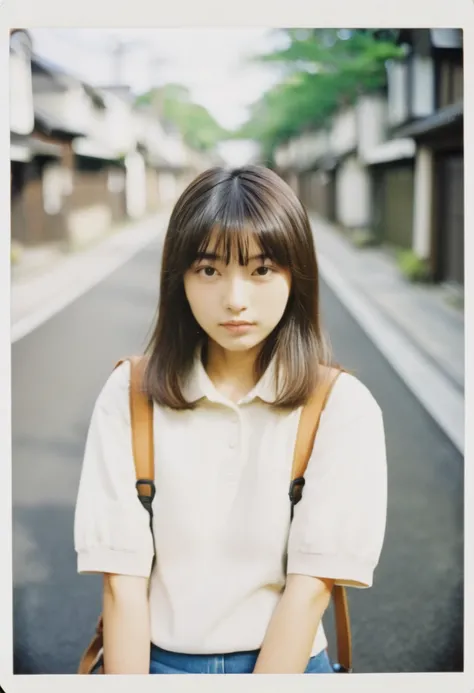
[74,165,387,675]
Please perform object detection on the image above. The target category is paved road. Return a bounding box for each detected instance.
[11,238,463,674]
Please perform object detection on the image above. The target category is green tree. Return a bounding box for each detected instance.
[237,29,404,163]
[135,84,229,152]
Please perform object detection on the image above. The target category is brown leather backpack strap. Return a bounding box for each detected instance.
[291,366,342,481]
[124,356,155,490]
[118,356,157,571]
[78,616,104,674]
[290,365,353,673]
[332,584,352,673]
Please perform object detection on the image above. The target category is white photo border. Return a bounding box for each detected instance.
[1,0,472,691]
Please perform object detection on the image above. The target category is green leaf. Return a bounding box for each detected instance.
[134,84,230,152]
[236,28,404,158]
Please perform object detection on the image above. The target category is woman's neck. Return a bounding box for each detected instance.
[203,340,261,402]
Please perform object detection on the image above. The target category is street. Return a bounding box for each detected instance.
[11,237,463,675]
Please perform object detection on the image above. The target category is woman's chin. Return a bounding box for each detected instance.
[210,333,264,352]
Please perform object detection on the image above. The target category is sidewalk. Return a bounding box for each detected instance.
[311,213,464,454]
[11,211,170,343]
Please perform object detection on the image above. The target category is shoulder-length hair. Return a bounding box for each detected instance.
[143,165,334,410]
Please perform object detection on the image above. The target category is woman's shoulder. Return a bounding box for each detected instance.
[93,359,131,414]
[323,369,382,422]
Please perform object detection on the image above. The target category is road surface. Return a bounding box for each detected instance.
[11,237,463,674]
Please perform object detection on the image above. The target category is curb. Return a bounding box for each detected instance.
[318,251,464,454]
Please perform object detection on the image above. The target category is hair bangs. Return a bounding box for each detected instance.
[190,185,293,269]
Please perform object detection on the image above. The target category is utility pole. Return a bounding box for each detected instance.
[110,37,142,85]
[146,54,164,91]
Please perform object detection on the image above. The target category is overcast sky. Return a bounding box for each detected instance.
[29,28,284,131]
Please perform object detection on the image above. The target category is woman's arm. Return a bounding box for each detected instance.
[253,574,333,674]
[74,363,156,673]
[102,574,151,674]
[253,376,387,674]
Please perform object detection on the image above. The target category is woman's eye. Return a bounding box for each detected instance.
[254,266,273,276]
[198,266,217,277]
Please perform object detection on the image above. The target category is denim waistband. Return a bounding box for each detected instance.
[150,643,259,674]
[149,643,334,674]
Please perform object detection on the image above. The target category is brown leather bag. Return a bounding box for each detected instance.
[78,357,352,674]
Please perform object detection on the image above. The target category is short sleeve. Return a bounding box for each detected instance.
[74,361,155,577]
[287,373,387,588]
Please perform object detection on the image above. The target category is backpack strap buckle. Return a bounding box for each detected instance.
[289,476,305,504]
[289,476,305,521]
[136,479,156,503]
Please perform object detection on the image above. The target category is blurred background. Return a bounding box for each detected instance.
[10,28,464,675]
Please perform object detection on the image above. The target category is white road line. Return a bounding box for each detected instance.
[318,252,464,454]
[11,216,165,344]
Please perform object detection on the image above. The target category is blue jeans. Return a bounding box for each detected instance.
[149,643,335,674]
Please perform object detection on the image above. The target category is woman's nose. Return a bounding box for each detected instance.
[224,277,249,313]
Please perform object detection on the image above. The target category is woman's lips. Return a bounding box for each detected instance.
[220,322,255,334]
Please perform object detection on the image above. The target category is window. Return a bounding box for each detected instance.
[438,59,463,108]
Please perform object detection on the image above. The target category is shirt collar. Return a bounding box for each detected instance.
[181,344,278,406]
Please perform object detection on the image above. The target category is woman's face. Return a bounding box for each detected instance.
[183,232,291,354]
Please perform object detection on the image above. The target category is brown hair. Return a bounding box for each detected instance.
[144,165,334,410]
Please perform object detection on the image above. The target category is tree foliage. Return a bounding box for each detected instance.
[237,29,404,162]
[135,83,229,152]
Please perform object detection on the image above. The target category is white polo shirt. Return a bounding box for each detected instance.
[74,353,387,657]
